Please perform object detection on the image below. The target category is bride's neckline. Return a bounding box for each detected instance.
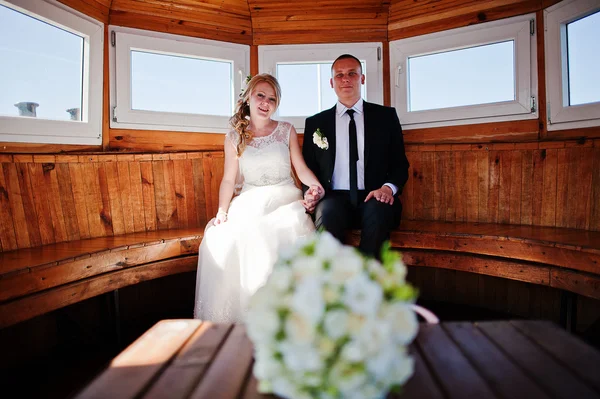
[251,120,280,139]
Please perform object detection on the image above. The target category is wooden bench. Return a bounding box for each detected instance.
[2,220,599,329]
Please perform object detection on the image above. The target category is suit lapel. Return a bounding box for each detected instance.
[323,106,337,177]
[363,101,373,169]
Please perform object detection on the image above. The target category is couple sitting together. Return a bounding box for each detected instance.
[194,54,410,323]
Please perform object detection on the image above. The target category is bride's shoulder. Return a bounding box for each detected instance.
[276,120,294,133]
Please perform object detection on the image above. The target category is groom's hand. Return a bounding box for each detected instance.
[365,185,394,205]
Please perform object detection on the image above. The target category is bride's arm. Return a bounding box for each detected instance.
[289,125,323,191]
[215,136,239,224]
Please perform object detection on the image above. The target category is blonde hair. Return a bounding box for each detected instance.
[229,73,282,157]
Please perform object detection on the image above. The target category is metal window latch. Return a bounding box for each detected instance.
[530,96,536,113]
[112,106,117,122]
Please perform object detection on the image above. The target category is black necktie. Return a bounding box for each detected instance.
[347,109,358,206]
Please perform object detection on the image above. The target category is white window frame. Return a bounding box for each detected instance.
[0,0,103,145]
[390,14,538,130]
[109,26,249,134]
[545,0,600,131]
[259,43,383,132]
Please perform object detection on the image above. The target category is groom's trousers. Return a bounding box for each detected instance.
[314,190,402,259]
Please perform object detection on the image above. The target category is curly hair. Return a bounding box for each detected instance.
[229,73,282,157]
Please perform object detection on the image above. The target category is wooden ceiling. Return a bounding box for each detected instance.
[61,0,560,44]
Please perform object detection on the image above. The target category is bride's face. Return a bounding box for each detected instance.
[249,82,278,120]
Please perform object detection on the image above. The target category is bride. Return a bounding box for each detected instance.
[194,74,323,323]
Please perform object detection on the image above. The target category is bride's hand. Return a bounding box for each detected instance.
[214,210,228,225]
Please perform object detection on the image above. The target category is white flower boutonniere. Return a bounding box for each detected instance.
[312,128,329,150]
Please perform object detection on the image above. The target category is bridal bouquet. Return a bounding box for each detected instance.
[245,232,419,399]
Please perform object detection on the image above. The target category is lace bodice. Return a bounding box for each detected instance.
[227,121,294,189]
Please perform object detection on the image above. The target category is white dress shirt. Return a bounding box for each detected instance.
[332,99,398,195]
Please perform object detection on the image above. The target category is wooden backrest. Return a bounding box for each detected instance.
[0,152,223,252]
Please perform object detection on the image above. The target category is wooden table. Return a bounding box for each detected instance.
[75,319,600,399]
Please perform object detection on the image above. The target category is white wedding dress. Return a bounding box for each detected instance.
[194,121,315,322]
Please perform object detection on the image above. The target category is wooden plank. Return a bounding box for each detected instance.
[183,159,197,229]
[416,323,496,399]
[69,163,91,239]
[509,150,522,224]
[2,163,29,248]
[153,161,169,230]
[444,322,550,399]
[0,256,199,329]
[144,323,233,399]
[0,164,18,251]
[541,148,557,226]
[97,163,115,237]
[190,325,254,399]
[192,158,208,227]
[74,319,202,399]
[47,163,68,243]
[16,163,42,246]
[520,150,534,225]
[576,148,593,229]
[443,151,455,221]
[28,163,56,245]
[478,321,599,399]
[454,151,466,222]
[477,151,489,222]
[140,161,157,231]
[551,269,600,300]
[531,150,544,226]
[173,160,188,228]
[401,152,415,220]
[412,152,424,219]
[421,152,435,220]
[129,161,146,232]
[464,151,478,222]
[487,151,500,223]
[118,161,135,234]
[164,160,178,229]
[401,120,539,144]
[555,148,569,228]
[82,163,106,238]
[511,320,600,392]
[393,344,445,399]
[104,162,125,236]
[591,149,600,231]
[56,163,80,242]
[432,152,445,221]
[498,151,511,224]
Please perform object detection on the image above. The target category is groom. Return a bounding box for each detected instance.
[302,54,410,258]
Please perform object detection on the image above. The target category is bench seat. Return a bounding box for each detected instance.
[2,221,599,329]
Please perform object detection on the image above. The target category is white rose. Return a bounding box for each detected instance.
[323,309,349,340]
[329,364,368,396]
[285,312,316,345]
[314,231,342,260]
[387,303,419,345]
[328,247,363,285]
[253,352,281,380]
[366,346,396,380]
[323,284,341,304]
[348,384,386,399]
[389,353,415,386]
[280,342,323,372]
[291,256,321,280]
[343,274,383,316]
[245,308,279,345]
[357,319,392,355]
[340,339,367,362]
[291,278,325,324]
[269,267,293,292]
[272,376,299,399]
[317,336,336,358]
[348,313,366,336]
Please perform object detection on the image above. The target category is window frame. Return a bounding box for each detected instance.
[0,0,103,145]
[109,26,250,134]
[390,13,538,130]
[545,0,600,131]
[258,43,383,132]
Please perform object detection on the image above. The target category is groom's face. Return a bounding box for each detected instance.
[330,58,365,107]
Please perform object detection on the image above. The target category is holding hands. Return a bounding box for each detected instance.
[214,209,228,225]
[302,185,324,214]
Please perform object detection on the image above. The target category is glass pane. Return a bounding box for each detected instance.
[0,5,84,121]
[408,41,515,112]
[131,51,232,116]
[567,11,600,106]
[277,62,367,117]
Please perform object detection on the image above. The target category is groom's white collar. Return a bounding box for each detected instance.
[336,98,364,117]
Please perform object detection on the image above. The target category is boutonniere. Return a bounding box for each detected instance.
[312,128,329,150]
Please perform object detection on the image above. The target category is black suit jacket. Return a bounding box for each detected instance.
[303,101,410,197]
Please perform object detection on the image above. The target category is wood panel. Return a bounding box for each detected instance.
[0,152,220,252]
[399,140,600,231]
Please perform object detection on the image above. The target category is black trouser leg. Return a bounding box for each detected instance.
[358,198,400,259]
[314,192,352,244]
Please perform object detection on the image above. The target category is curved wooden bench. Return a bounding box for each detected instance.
[0,229,204,328]
[348,221,600,301]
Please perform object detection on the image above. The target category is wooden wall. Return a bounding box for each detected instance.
[0,152,224,252]
[400,140,600,230]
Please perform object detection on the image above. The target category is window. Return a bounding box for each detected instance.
[0,0,103,145]
[545,0,600,131]
[259,43,383,132]
[110,27,249,133]
[390,14,537,129]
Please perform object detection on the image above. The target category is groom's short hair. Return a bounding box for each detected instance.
[331,54,363,75]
